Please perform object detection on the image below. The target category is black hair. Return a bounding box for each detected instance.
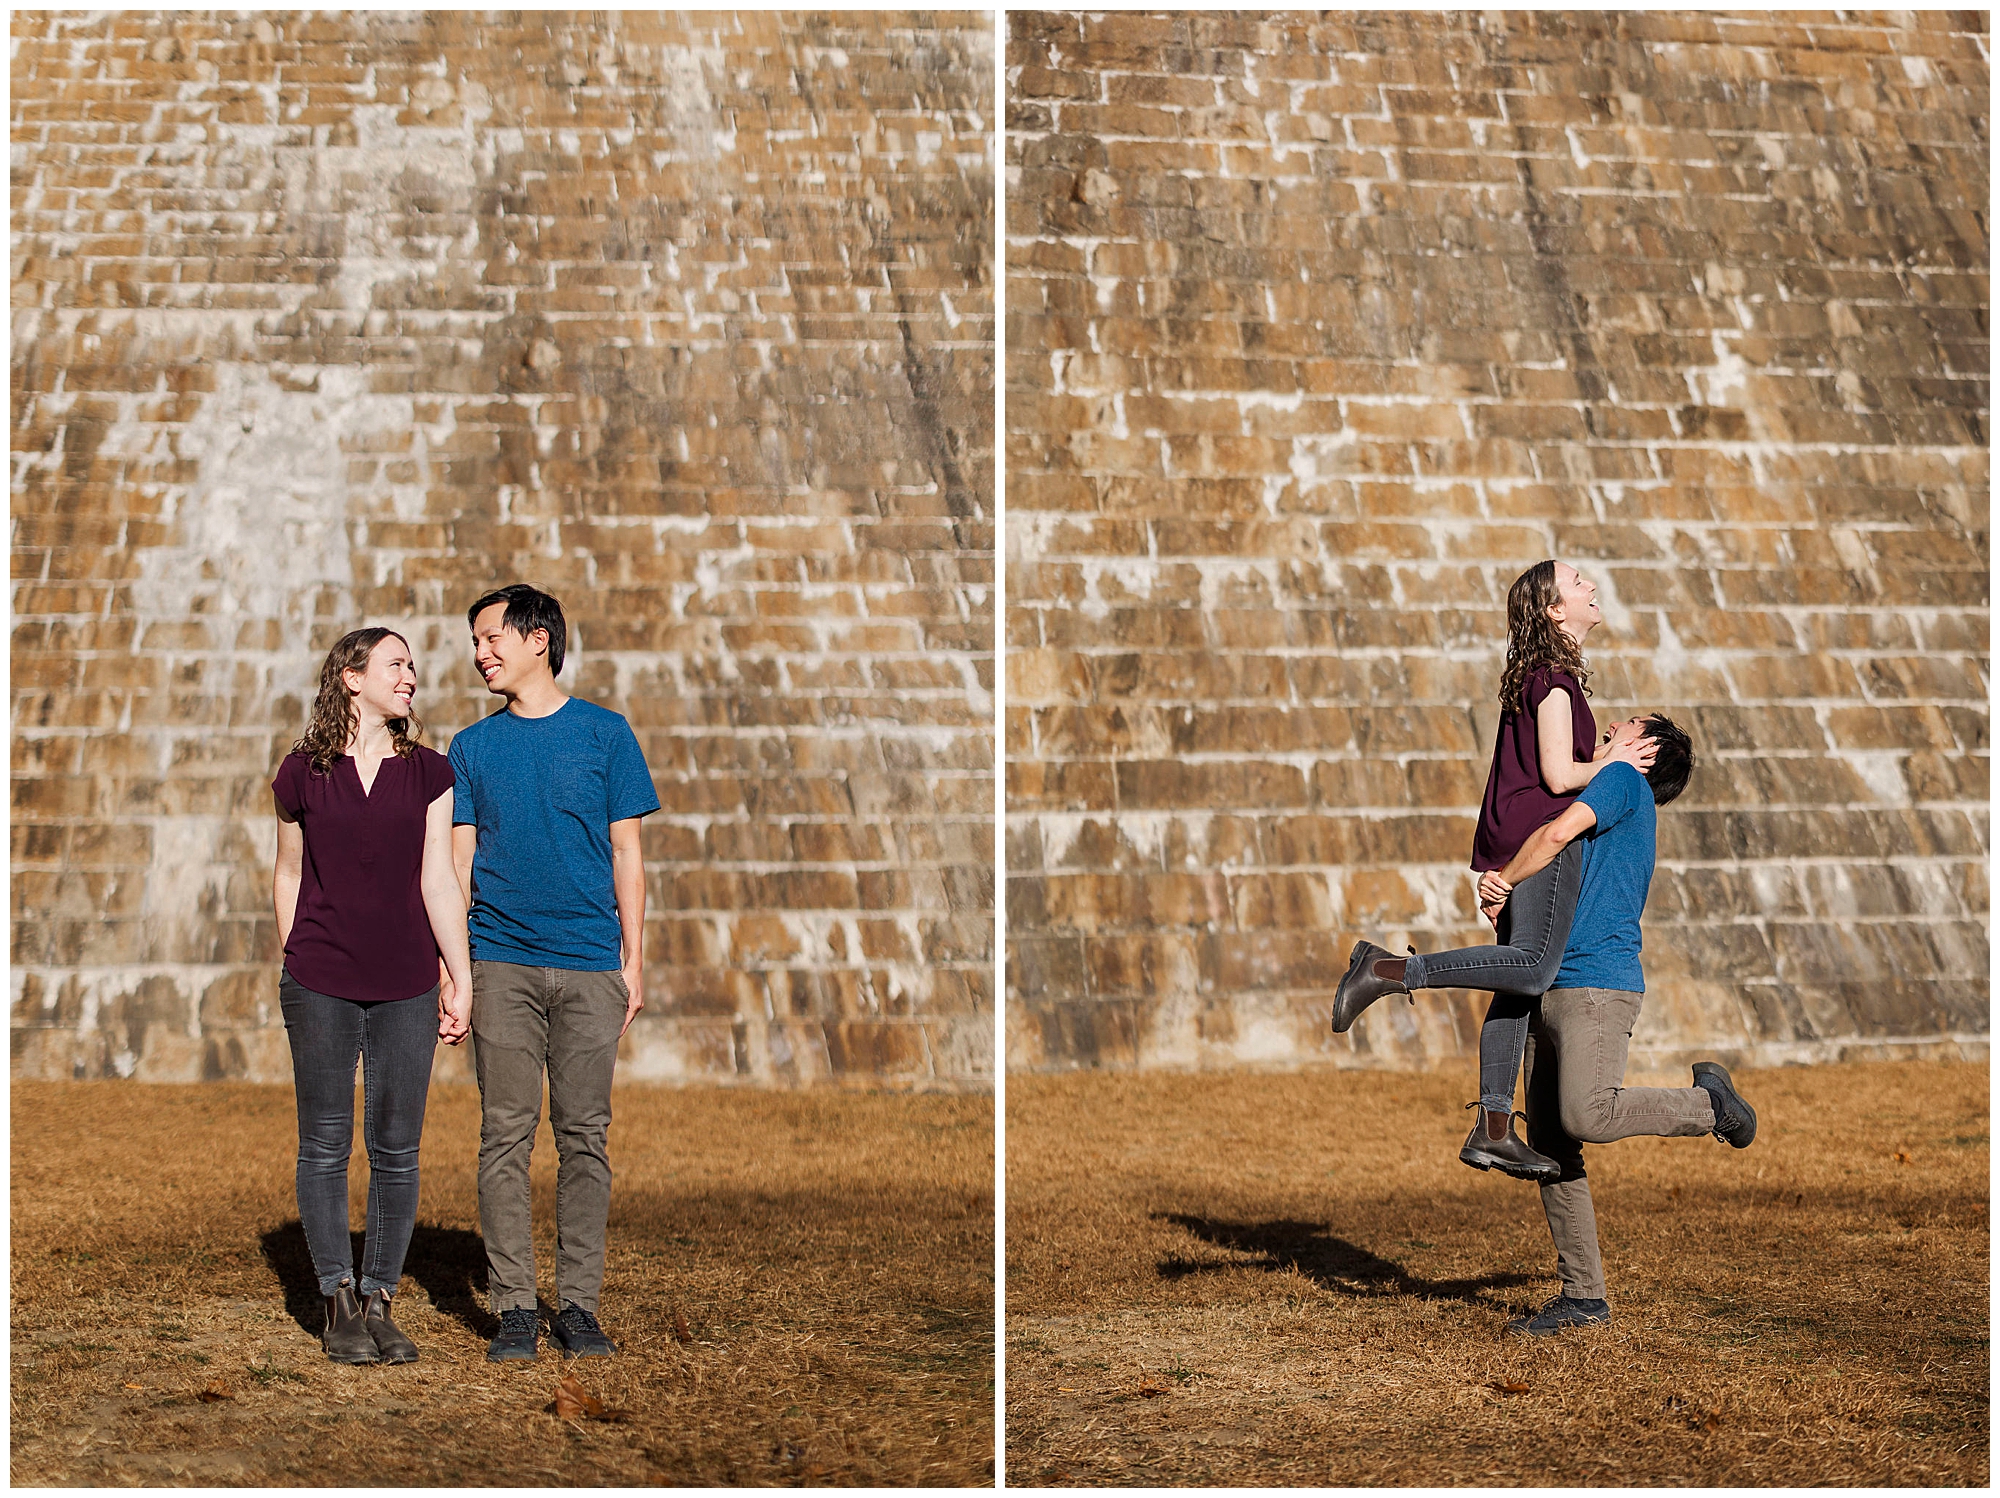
[466,583,567,677]
[1639,713,1693,806]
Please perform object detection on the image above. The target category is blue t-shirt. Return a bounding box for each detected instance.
[1552,761,1655,993]
[448,697,660,970]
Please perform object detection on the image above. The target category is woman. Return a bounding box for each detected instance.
[271,627,473,1364]
[1332,560,1655,1178]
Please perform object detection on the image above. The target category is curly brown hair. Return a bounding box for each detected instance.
[294,627,423,774]
[1497,560,1591,711]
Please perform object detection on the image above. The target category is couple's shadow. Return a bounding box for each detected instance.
[1154,1213,1532,1305]
[259,1221,498,1337]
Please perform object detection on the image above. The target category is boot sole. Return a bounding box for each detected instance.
[1459,1147,1559,1184]
[324,1348,381,1365]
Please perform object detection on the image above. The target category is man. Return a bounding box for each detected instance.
[448,584,659,1361]
[1473,713,1758,1337]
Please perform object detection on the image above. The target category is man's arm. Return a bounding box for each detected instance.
[609,817,646,1037]
[450,823,476,911]
[1478,799,1600,911]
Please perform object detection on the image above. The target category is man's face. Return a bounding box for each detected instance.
[1602,715,1652,750]
[471,603,543,697]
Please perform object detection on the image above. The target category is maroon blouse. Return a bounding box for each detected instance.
[1469,666,1596,872]
[273,746,455,1002]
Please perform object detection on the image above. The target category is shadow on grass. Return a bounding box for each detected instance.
[259,1221,496,1338]
[1153,1213,1535,1306]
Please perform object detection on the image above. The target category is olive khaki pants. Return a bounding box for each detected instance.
[1524,987,1718,1301]
[470,960,628,1315]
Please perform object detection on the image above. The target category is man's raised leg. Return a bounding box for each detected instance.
[1541,987,1716,1145]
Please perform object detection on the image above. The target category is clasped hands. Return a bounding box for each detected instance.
[437,964,472,1045]
[433,960,639,1043]
[1477,870,1512,930]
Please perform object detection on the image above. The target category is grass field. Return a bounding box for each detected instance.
[12,1081,993,1486]
[1006,1060,1987,1486]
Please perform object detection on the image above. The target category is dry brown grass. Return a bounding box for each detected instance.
[12,1081,993,1486]
[1006,1061,1987,1486]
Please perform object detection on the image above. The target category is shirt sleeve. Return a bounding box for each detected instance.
[423,746,456,805]
[271,754,303,818]
[606,716,661,822]
[1580,761,1642,836]
[448,737,477,826]
[1524,668,1588,743]
[1522,668,1553,715]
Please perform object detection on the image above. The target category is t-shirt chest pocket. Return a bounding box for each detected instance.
[546,752,607,815]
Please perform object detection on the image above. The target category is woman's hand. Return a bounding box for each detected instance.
[437,965,472,1046]
[1477,869,1513,909]
[1605,732,1658,774]
[1480,896,1507,930]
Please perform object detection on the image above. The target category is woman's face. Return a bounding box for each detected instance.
[343,636,417,724]
[1549,562,1602,639]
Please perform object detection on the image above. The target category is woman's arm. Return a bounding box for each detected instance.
[1536,691,1654,793]
[421,790,475,1044]
[273,803,303,948]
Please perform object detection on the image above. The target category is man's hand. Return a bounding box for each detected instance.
[1477,869,1513,909]
[618,962,644,1038]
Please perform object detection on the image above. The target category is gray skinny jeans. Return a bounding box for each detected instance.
[1525,987,1719,1300]
[1402,840,1583,1114]
[278,970,438,1298]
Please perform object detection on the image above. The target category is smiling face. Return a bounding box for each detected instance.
[342,634,417,723]
[471,601,548,698]
[1549,561,1603,641]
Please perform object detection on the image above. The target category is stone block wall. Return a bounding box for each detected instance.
[1006,12,1988,1074]
[13,11,995,1086]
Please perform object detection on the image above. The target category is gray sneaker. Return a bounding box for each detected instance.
[1503,1294,1611,1338]
[1691,1061,1757,1148]
[486,1306,539,1362]
[550,1303,617,1358]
